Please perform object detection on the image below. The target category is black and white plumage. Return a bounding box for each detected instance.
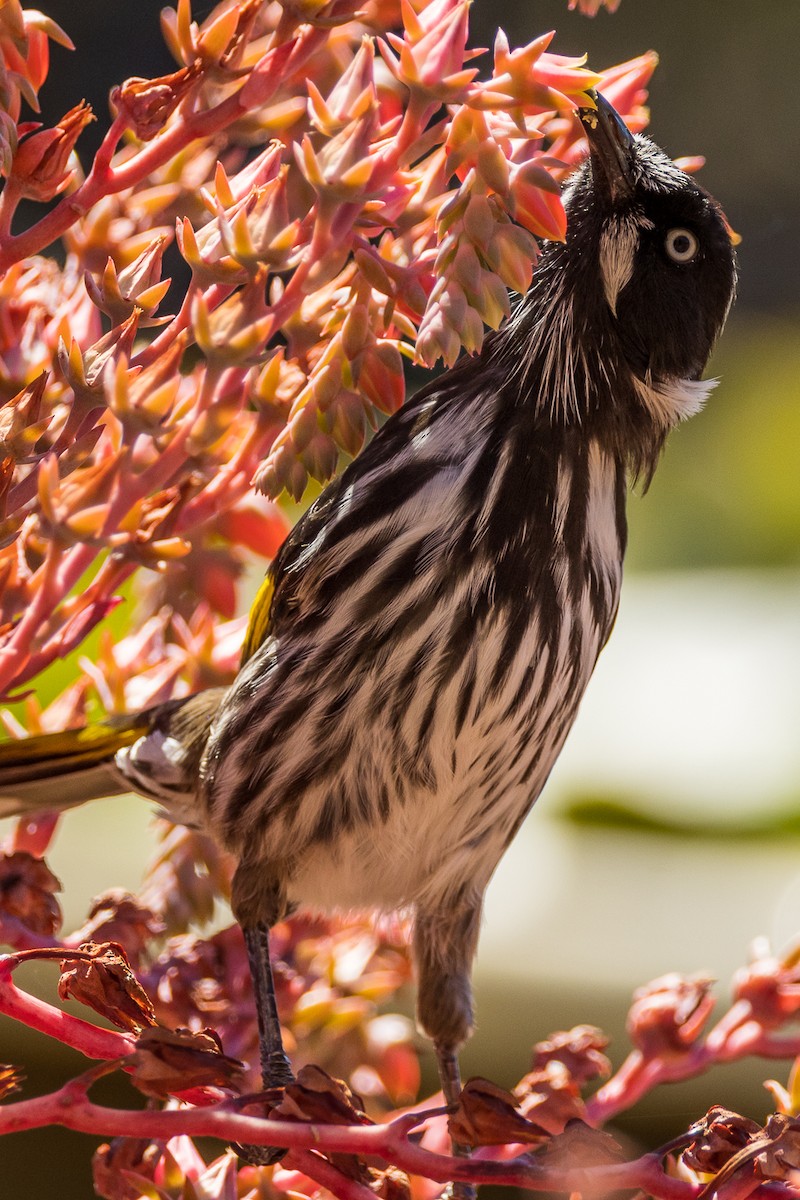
[0,94,737,1148]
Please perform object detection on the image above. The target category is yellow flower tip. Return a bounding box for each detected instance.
[66,505,108,539]
[25,10,75,50]
[197,4,239,63]
[725,221,742,247]
[307,78,337,135]
[214,161,234,209]
[149,536,192,561]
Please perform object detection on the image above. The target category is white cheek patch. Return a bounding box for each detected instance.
[598,213,654,317]
[633,374,718,427]
[599,217,638,316]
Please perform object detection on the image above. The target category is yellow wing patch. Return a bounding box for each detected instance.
[240,573,275,666]
[0,717,149,777]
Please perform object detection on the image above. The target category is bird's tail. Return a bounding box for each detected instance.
[0,689,225,821]
[0,717,148,818]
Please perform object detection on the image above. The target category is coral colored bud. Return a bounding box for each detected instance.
[216,501,289,558]
[627,973,716,1058]
[598,51,659,125]
[476,139,510,195]
[300,432,339,482]
[288,404,318,453]
[359,342,405,414]
[437,180,472,233]
[328,392,367,457]
[511,161,567,242]
[463,195,496,248]
[452,242,484,296]
[311,357,344,410]
[85,235,171,326]
[732,946,800,1026]
[112,66,200,142]
[325,38,377,123]
[342,304,371,360]
[461,306,485,354]
[488,223,539,295]
[355,248,395,297]
[195,2,239,65]
[470,271,510,328]
[10,100,94,201]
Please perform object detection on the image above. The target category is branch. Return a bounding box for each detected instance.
[0,959,135,1061]
[0,1081,703,1198]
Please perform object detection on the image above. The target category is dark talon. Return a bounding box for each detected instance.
[233,1141,289,1167]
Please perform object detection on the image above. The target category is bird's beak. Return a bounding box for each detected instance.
[578,92,636,204]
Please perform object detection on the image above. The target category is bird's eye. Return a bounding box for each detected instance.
[665,228,699,263]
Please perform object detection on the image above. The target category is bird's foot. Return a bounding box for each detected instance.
[233,1141,288,1167]
[232,1054,296,1167]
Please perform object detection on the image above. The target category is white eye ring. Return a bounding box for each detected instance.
[665,228,699,263]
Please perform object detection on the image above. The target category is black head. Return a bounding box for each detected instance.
[568,92,737,387]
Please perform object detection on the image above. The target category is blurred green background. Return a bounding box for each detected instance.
[3,0,800,1195]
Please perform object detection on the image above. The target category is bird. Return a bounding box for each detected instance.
[0,93,736,1161]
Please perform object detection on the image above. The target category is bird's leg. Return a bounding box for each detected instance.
[232,863,295,1165]
[413,895,483,1200]
[244,922,295,1089]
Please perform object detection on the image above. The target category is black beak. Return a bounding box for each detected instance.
[578,92,636,204]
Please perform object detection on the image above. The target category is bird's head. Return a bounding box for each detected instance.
[501,92,737,463]
[568,92,737,387]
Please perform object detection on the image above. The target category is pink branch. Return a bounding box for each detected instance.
[0,915,66,953]
[284,1149,380,1200]
[586,1012,800,1126]
[0,967,136,1061]
[0,543,60,692]
[0,1083,703,1198]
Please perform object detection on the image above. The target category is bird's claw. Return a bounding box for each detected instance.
[233,1141,289,1167]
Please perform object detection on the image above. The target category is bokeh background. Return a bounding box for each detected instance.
[3,0,799,1195]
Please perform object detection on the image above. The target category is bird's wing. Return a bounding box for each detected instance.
[240,573,276,666]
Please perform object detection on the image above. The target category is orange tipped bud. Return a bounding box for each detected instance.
[112,66,200,142]
[10,101,93,201]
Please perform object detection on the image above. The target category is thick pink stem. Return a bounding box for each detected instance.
[0,1086,701,1198]
[586,1016,800,1126]
[0,969,135,1061]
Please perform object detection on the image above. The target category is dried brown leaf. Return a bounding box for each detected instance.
[515,1061,587,1136]
[0,851,61,935]
[682,1106,762,1175]
[369,1164,412,1200]
[273,1063,372,1126]
[59,941,157,1033]
[271,1064,374,1183]
[449,1077,548,1149]
[536,1120,626,1170]
[73,890,161,967]
[755,1114,800,1180]
[128,1024,244,1098]
[92,1137,162,1200]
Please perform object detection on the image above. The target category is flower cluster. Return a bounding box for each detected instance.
[0,0,656,708]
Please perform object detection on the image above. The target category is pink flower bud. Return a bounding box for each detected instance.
[111,66,200,142]
[9,100,93,201]
[627,973,716,1058]
[732,945,800,1027]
